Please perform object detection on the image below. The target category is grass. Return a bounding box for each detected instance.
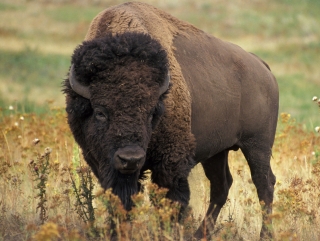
[0,104,319,240]
[46,5,103,24]
[0,2,22,11]
[0,47,69,110]
[0,107,195,240]
[276,74,319,128]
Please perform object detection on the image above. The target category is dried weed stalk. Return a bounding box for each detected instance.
[28,143,52,224]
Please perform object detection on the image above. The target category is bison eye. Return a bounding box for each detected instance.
[148,108,156,123]
[94,107,108,122]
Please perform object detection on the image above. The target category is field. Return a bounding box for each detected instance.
[0,0,320,240]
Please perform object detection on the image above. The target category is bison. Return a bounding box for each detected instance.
[63,2,279,240]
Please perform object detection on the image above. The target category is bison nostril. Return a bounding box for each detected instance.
[120,158,128,167]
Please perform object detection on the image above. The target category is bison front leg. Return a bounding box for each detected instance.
[194,150,233,240]
[165,176,191,220]
[150,159,193,222]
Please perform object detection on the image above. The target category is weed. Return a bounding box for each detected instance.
[69,164,96,232]
[28,145,52,224]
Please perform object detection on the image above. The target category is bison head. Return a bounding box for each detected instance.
[64,32,170,210]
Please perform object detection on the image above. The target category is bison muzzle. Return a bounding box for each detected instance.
[114,146,145,174]
[63,2,279,240]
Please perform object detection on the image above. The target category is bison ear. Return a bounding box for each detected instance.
[159,71,170,96]
[69,64,91,99]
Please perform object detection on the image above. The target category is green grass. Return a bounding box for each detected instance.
[173,0,320,39]
[277,74,319,128]
[0,0,319,129]
[0,47,70,110]
[0,47,69,85]
[0,99,51,116]
[46,5,102,23]
[0,2,23,11]
[255,42,320,68]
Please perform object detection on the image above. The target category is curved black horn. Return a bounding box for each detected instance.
[159,71,170,96]
[69,64,91,99]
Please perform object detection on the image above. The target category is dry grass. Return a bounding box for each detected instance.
[0,106,197,241]
[0,101,319,240]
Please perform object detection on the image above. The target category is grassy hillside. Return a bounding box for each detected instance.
[0,0,319,127]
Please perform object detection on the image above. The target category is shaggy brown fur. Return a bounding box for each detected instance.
[64,2,279,240]
[64,32,192,210]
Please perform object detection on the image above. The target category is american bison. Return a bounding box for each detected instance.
[64,2,279,239]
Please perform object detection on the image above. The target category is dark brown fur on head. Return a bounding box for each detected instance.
[63,32,170,210]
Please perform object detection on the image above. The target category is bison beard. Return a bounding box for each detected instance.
[100,163,141,210]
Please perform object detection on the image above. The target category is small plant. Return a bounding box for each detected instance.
[147,182,181,232]
[69,165,96,227]
[28,141,52,224]
[95,188,127,239]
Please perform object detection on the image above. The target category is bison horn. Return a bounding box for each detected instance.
[159,71,170,96]
[69,64,91,99]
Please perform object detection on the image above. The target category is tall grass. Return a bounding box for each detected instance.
[0,101,319,240]
[0,106,196,240]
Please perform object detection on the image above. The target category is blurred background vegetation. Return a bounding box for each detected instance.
[0,0,319,128]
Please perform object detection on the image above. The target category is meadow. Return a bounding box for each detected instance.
[0,0,320,240]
